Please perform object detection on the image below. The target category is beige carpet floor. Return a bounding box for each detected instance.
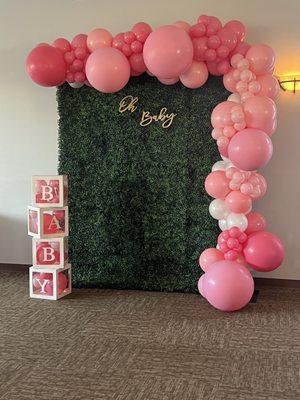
[0,266,299,400]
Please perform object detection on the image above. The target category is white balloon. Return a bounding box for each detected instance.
[212,161,227,172]
[209,199,230,220]
[226,212,248,232]
[227,93,241,103]
[69,82,84,89]
[218,219,228,231]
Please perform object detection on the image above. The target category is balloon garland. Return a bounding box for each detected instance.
[25,15,284,312]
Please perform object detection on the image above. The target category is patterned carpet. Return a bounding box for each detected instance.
[0,266,299,400]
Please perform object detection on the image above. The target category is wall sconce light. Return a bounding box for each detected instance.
[278,75,300,93]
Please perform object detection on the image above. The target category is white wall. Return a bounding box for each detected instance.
[0,0,299,279]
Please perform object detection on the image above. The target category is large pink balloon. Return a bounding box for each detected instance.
[26,45,67,87]
[199,260,254,311]
[246,44,275,75]
[205,171,231,199]
[224,20,246,42]
[199,248,224,272]
[228,128,273,171]
[211,101,236,128]
[245,212,266,235]
[143,25,193,79]
[85,47,130,93]
[257,74,279,99]
[243,231,284,272]
[243,96,277,136]
[179,60,208,88]
[87,28,112,52]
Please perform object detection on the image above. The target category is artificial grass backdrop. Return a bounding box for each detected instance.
[58,74,229,292]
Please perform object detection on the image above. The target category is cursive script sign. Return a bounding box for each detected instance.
[118,95,177,129]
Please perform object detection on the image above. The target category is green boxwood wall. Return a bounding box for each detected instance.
[57,74,229,292]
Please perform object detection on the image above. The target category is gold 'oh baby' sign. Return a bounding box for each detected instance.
[118,95,177,129]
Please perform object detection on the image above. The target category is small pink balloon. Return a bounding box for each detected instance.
[173,21,191,32]
[224,20,246,42]
[158,76,179,85]
[228,128,273,171]
[200,261,254,311]
[243,231,284,272]
[231,41,251,57]
[223,69,239,92]
[26,45,67,87]
[143,25,193,79]
[211,101,236,128]
[85,47,130,93]
[199,248,224,272]
[87,28,112,52]
[217,28,237,52]
[246,44,275,75]
[179,61,208,88]
[52,38,71,53]
[132,22,152,43]
[243,96,277,136]
[129,53,146,74]
[71,34,88,49]
[257,74,279,99]
[205,171,231,199]
[245,212,266,235]
[225,191,252,214]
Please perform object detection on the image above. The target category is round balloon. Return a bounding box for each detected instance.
[87,28,112,52]
[243,96,277,136]
[85,47,130,93]
[245,212,266,235]
[243,231,284,272]
[204,171,230,199]
[199,260,254,311]
[179,60,208,88]
[26,45,67,87]
[228,128,273,171]
[143,25,193,79]
[246,44,275,75]
[199,248,224,272]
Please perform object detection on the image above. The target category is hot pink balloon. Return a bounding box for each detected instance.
[199,260,254,311]
[85,47,130,93]
[246,44,275,75]
[243,96,277,136]
[257,74,279,99]
[228,128,273,171]
[52,38,71,53]
[225,191,252,214]
[217,28,237,52]
[211,101,236,128]
[143,25,193,79]
[179,60,208,88]
[231,41,251,57]
[173,21,191,32]
[132,22,152,43]
[245,212,266,235]
[243,231,284,272]
[199,248,224,272]
[71,34,88,49]
[26,45,67,87]
[224,20,246,42]
[205,171,231,199]
[87,28,112,52]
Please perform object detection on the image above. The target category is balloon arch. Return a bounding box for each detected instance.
[26,15,284,312]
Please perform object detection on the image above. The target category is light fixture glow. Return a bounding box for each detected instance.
[278,75,300,93]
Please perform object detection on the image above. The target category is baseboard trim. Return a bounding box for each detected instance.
[0,263,299,288]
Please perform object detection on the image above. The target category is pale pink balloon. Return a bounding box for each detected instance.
[245,212,266,235]
[211,101,236,128]
[257,74,279,99]
[205,171,231,199]
[87,28,112,52]
[224,20,246,42]
[199,248,224,272]
[143,25,193,79]
[85,48,130,93]
[246,44,275,75]
[228,128,273,171]
[200,261,254,311]
[225,191,252,214]
[179,61,208,89]
[158,76,179,85]
[173,21,191,32]
[198,275,206,298]
[243,96,277,136]
[223,69,239,92]
[243,231,284,272]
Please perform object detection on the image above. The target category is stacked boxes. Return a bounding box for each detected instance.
[27,175,72,300]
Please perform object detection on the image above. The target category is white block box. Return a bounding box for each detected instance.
[32,237,68,268]
[32,175,68,208]
[27,206,69,238]
[29,264,72,300]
